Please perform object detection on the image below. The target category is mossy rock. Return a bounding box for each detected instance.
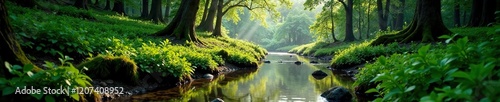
[78,55,139,85]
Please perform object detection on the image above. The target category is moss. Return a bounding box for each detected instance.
[78,55,139,85]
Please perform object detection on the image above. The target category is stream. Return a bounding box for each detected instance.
[127,52,354,102]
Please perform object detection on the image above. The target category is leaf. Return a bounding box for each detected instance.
[365,88,379,93]
[31,93,43,100]
[452,71,474,83]
[36,46,42,51]
[405,86,416,92]
[23,64,34,72]
[2,87,16,96]
[418,44,431,56]
[45,95,55,102]
[70,93,80,101]
[0,78,7,85]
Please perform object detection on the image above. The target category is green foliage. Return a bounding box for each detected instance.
[0,55,95,102]
[356,29,500,101]
[77,54,139,85]
[330,40,425,69]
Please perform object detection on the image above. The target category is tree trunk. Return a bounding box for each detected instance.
[148,0,164,23]
[154,0,202,43]
[331,3,338,42]
[393,0,404,30]
[164,0,171,22]
[74,0,89,10]
[197,0,218,32]
[367,0,371,39]
[13,0,38,8]
[212,0,223,36]
[104,0,111,10]
[112,0,126,15]
[140,0,149,18]
[1,0,41,78]
[467,0,496,27]
[343,0,356,42]
[201,0,210,22]
[371,0,452,45]
[377,0,390,31]
[358,4,363,39]
[453,1,460,27]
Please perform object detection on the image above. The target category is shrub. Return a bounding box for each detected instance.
[357,34,500,101]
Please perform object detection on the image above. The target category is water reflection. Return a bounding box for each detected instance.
[130,52,353,102]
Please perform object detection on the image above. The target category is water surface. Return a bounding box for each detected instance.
[130,52,353,102]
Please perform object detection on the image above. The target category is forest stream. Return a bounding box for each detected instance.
[117,52,354,102]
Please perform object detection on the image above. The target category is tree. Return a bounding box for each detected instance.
[104,0,111,10]
[467,0,496,27]
[212,0,293,37]
[200,0,210,22]
[148,0,163,23]
[305,0,356,42]
[112,0,126,15]
[308,1,340,42]
[154,0,202,43]
[197,0,218,32]
[140,0,149,18]
[377,0,390,31]
[74,0,89,10]
[453,0,461,27]
[371,0,452,45]
[1,0,41,78]
[164,0,171,22]
[94,0,100,5]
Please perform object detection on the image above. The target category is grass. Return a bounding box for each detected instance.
[7,2,266,81]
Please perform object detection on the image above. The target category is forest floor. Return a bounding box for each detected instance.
[4,1,267,101]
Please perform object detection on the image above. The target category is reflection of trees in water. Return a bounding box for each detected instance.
[158,54,355,102]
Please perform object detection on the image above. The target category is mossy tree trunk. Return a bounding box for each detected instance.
[154,0,202,43]
[74,0,89,10]
[1,0,40,78]
[393,0,404,30]
[371,0,451,45]
[112,0,126,15]
[140,0,149,18]
[197,0,217,32]
[200,0,210,22]
[467,0,496,27]
[148,0,164,23]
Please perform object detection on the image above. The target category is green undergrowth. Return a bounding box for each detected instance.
[0,55,99,102]
[355,26,500,101]
[330,41,429,69]
[288,41,352,57]
[7,2,266,81]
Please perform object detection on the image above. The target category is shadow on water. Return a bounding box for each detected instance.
[128,52,354,102]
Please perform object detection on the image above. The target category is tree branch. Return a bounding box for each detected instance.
[338,0,347,9]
